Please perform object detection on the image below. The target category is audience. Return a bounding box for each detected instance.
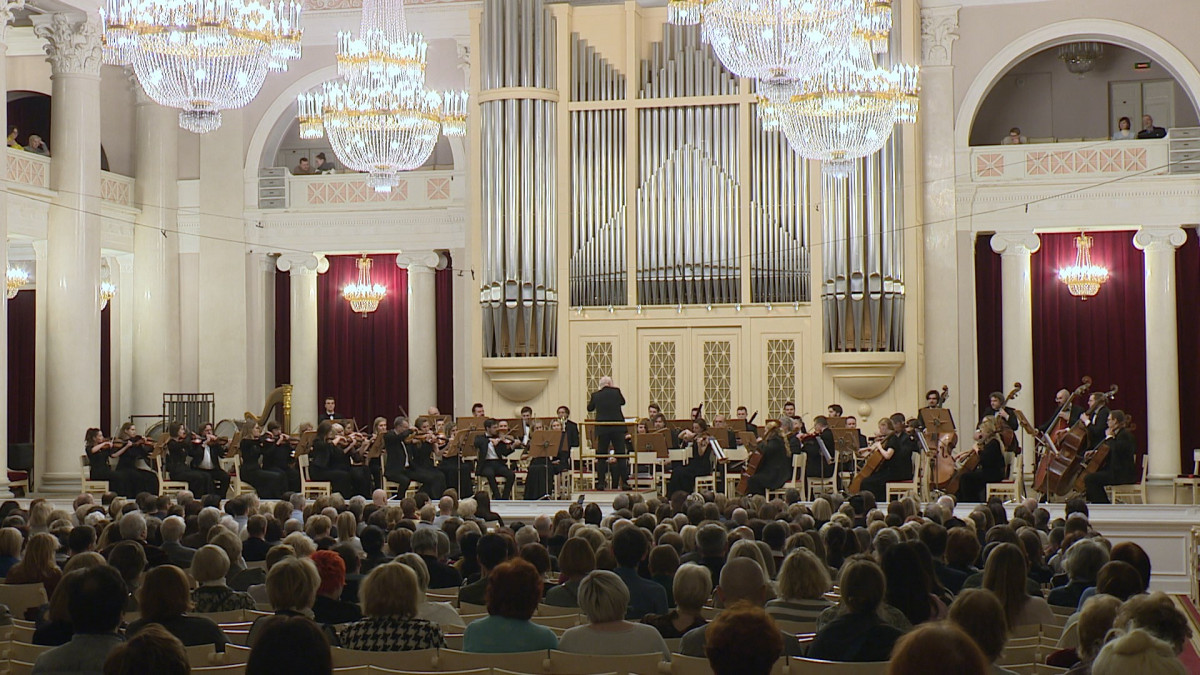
[641,563,709,639]
[1092,629,1185,675]
[1069,594,1124,675]
[766,547,833,622]
[680,557,801,658]
[32,566,126,674]
[339,562,445,651]
[611,526,668,619]
[705,603,783,675]
[191,545,256,613]
[888,622,989,675]
[458,533,509,607]
[246,616,333,675]
[311,549,362,625]
[545,537,595,608]
[0,527,23,576]
[808,557,904,662]
[128,565,226,649]
[983,543,1054,628]
[8,532,63,599]
[395,553,464,629]
[103,624,190,675]
[947,589,1015,675]
[463,558,557,653]
[558,569,671,658]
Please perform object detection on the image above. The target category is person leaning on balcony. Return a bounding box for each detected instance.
[1137,114,1167,139]
[1001,127,1027,145]
[1112,116,1136,140]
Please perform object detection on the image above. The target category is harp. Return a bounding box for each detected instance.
[244,385,292,434]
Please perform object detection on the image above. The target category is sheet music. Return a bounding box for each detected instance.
[710,437,726,461]
[816,436,832,463]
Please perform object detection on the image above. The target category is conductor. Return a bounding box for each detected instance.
[588,376,629,491]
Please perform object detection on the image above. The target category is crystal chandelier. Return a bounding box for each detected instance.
[1057,42,1105,75]
[297,0,466,193]
[101,0,303,133]
[1058,233,1109,300]
[766,35,918,177]
[6,267,28,300]
[343,255,386,316]
[100,281,116,310]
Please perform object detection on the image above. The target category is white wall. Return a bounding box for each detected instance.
[971,43,1199,144]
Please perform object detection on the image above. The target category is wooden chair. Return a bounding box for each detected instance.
[5,641,51,662]
[668,654,714,675]
[459,602,487,616]
[192,666,251,674]
[186,644,226,668]
[379,453,407,499]
[767,455,807,502]
[0,583,48,621]
[1055,620,1080,649]
[987,458,1023,502]
[1108,462,1148,504]
[531,613,579,629]
[330,647,438,670]
[459,612,487,625]
[787,657,890,674]
[721,446,749,495]
[807,456,838,499]
[8,662,34,675]
[774,619,818,636]
[535,603,580,617]
[546,650,663,675]
[155,456,191,494]
[10,622,35,644]
[298,453,332,498]
[427,590,458,605]
[997,644,1040,666]
[436,648,549,673]
[196,610,251,624]
[694,474,717,494]
[443,633,464,650]
[222,644,252,664]
[222,456,255,498]
[1173,450,1200,504]
[81,455,108,495]
[572,447,596,492]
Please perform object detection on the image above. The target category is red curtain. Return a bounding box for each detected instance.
[100,305,111,436]
[275,269,291,387]
[1031,231,1148,454]
[1177,228,1200,472]
[7,292,35,444]
[435,255,454,415]
[317,255,409,425]
[975,234,1004,417]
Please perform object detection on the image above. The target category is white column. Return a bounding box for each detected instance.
[399,252,441,415]
[991,232,1040,476]
[131,82,181,416]
[32,241,48,485]
[276,253,324,428]
[33,13,103,492]
[0,0,23,497]
[113,254,135,431]
[1134,226,1186,493]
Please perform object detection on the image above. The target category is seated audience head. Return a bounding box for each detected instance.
[1110,542,1152,592]
[1115,592,1193,654]
[1066,539,1110,583]
[888,622,989,675]
[108,540,147,591]
[485,558,543,621]
[705,603,783,675]
[1077,594,1123,664]
[70,565,128,634]
[982,542,1030,628]
[1092,628,1186,675]
[191,544,231,584]
[476,532,511,573]
[672,563,713,614]
[611,526,648,568]
[558,537,596,581]
[311,550,346,598]
[395,553,431,593]
[246,616,333,675]
[266,556,321,612]
[138,565,193,622]
[717,556,769,607]
[103,624,189,675]
[1096,561,1145,602]
[777,548,831,602]
[360,561,419,618]
[578,569,631,624]
[948,588,1009,664]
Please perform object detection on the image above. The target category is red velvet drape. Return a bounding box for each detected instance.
[435,255,454,415]
[275,269,291,387]
[7,292,35,444]
[317,255,409,425]
[1031,231,1148,454]
[975,234,1004,418]
[100,305,111,436]
[1176,227,1200,473]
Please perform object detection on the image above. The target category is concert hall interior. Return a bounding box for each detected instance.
[3,0,1200,672]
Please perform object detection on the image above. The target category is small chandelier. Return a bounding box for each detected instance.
[343,255,386,317]
[1058,233,1109,300]
[297,0,466,193]
[101,0,303,133]
[1057,42,1105,75]
[6,267,28,300]
[100,281,116,310]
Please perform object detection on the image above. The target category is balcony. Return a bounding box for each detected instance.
[5,147,137,210]
[256,168,463,212]
[967,138,1170,184]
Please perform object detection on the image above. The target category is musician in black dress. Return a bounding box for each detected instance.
[956,417,1007,503]
[1079,393,1111,449]
[1037,389,1083,434]
[802,415,836,483]
[859,418,910,500]
[188,424,229,497]
[1083,411,1137,503]
[84,428,127,496]
[239,421,288,499]
[475,418,516,500]
[588,376,629,491]
[524,419,562,500]
[114,422,160,496]
[745,421,790,495]
[262,420,301,493]
[333,423,374,496]
[667,419,715,495]
[165,423,215,495]
[310,420,355,497]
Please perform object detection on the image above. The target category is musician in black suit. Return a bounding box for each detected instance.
[405,417,448,499]
[588,376,629,490]
[474,418,516,499]
[320,396,339,421]
[383,417,415,497]
[165,423,215,496]
[239,421,288,499]
[188,424,230,498]
[916,390,956,430]
[310,420,355,496]
[1079,393,1111,449]
[802,416,836,482]
[745,421,790,495]
[735,406,757,436]
[1083,410,1137,503]
[982,392,1019,431]
[556,406,581,450]
[1038,389,1084,434]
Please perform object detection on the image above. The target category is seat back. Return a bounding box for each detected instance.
[330,647,438,669]
[547,650,664,675]
[669,654,714,675]
[787,657,890,674]
[0,584,48,620]
[436,648,549,673]
[535,604,579,617]
[530,613,579,629]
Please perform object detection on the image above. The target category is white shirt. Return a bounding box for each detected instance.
[199,444,215,470]
[485,437,499,461]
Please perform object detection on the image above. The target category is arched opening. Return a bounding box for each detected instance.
[267,117,455,174]
[970,42,1200,145]
[6,90,111,171]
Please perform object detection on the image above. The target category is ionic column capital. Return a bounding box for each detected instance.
[990,232,1040,257]
[32,13,101,78]
[396,251,442,272]
[275,252,327,275]
[1133,226,1186,252]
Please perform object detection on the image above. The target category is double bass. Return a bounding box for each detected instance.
[1042,384,1118,496]
[924,385,959,491]
[994,383,1023,452]
[1033,377,1091,494]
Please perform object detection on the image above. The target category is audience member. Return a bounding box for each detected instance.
[103,624,189,675]
[246,616,333,675]
[888,622,989,675]
[611,526,668,619]
[8,532,63,599]
[458,533,510,606]
[766,547,832,622]
[1067,594,1123,675]
[680,558,801,658]
[1050,541,1108,608]
[248,556,327,647]
[412,528,461,590]
[704,603,783,675]
[32,566,126,674]
[395,553,464,629]
[1092,629,1185,675]
[545,537,595,608]
[1137,115,1167,139]
[947,589,1015,675]
[1001,127,1027,145]
[808,558,904,662]
[339,562,444,651]
[558,569,671,659]
[128,565,226,649]
[311,549,362,625]
[1112,116,1135,140]
[463,558,557,653]
[160,516,195,569]
[642,563,709,639]
[984,543,1054,627]
[191,545,256,613]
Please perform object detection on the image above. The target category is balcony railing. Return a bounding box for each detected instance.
[5,147,137,208]
[260,169,462,210]
[968,138,1170,183]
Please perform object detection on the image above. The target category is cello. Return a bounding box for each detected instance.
[1073,409,1132,493]
[848,426,891,494]
[1044,385,1118,496]
[1033,377,1091,494]
[993,383,1023,452]
[924,385,959,491]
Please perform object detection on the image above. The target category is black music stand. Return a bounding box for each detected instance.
[528,429,562,499]
[919,408,955,434]
[634,432,669,459]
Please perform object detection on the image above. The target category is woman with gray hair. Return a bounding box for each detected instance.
[396,553,464,629]
[557,570,670,659]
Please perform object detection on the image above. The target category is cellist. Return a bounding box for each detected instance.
[1038,389,1083,434]
[956,417,1006,503]
[858,418,908,499]
[1083,410,1136,503]
[1078,392,1112,448]
[744,421,789,495]
[982,392,1019,432]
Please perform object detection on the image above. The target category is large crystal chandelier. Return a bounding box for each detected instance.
[297,0,467,193]
[101,0,303,133]
[766,35,918,177]
[1058,233,1109,300]
[6,267,28,300]
[343,255,387,316]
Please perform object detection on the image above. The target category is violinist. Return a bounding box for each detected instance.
[382,416,414,497]
[189,422,229,496]
[801,415,836,484]
[1078,392,1111,448]
[239,421,288,499]
[334,422,374,496]
[310,420,356,497]
[982,392,1019,432]
[474,418,516,500]
[366,416,389,491]
[858,418,910,500]
[166,422,216,496]
[262,420,301,493]
[84,427,128,496]
[114,422,160,496]
[745,421,790,495]
[956,417,1006,503]
[1038,389,1083,434]
[1083,410,1136,503]
[667,418,715,495]
[409,417,448,498]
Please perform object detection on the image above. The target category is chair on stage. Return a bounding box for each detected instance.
[81,455,108,496]
[1173,450,1200,504]
[297,453,331,499]
[987,458,1023,503]
[766,454,807,502]
[1108,462,1148,504]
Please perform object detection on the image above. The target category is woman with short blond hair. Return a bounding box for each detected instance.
[0,527,23,576]
[641,563,710,639]
[190,545,256,613]
[767,548,834,623]
[558,570,671,659]
[339,563,445,651]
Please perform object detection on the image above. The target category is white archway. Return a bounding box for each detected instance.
[244,64,341,176]
[955,19,1200,149]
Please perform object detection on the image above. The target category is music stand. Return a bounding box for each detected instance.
[728,419,748,432]
[368,433,385,459]
[826,415,848,428]
[528,429,563,499]
[295,430,317,455]
[634,432,669,459]
[832,428,859,461]
[738,431,758,450]
[919,408,955,434]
